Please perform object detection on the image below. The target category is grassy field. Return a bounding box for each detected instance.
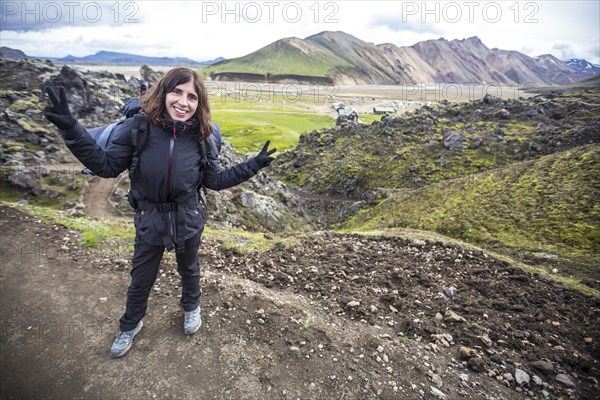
[209,92,335,153]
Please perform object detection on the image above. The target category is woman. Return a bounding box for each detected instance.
[44,67,276,358]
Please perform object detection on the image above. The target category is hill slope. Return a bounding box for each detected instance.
[204,36,352,81]
[345,144,600,259]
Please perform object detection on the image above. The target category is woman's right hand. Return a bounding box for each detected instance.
[254,140,277,168]
[44,87,76,131]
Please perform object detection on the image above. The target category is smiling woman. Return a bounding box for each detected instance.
[42,66,277,358]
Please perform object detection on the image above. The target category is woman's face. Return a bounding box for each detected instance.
[165,80,198,121]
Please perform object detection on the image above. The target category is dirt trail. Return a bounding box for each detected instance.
[82,176,121,220]
[44,162,122,220]
[1,204,599,400]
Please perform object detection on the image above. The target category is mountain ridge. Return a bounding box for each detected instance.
[204,31,597,85]
[0,47,223,66]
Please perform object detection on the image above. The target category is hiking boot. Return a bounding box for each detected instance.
[110,320,143,358]
[184,306,201,335]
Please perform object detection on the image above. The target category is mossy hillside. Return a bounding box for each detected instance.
[2,91,51,136]
[344,144,600,259]
[273,92,600,197]
[0,58,53,92]
[202,38,353,79]
[0,170,87,210]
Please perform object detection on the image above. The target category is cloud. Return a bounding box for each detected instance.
[368,12,443,35]
[552,39,600,64]
[1,1,598,64]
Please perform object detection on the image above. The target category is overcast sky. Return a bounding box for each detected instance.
[1,0,599,64]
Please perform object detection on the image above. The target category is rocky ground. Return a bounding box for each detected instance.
[1,205,598,400]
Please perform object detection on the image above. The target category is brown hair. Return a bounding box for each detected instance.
[141,67,212,141]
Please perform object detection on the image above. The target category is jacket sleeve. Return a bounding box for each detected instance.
[61,119,135,178]
[201,125,261,190]
[202,151,261,191]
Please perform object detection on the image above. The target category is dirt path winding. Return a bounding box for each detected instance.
[82,176,121,220]
[45,163,123,220]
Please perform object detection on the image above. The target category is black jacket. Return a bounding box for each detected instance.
[61,117,261,246]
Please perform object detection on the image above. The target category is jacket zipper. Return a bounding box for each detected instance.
[166,127,176,244]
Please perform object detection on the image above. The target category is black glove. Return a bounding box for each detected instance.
[44,87,76,131]
[254,140,277,168]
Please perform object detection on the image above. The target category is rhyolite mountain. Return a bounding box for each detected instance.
[205,31,595,85]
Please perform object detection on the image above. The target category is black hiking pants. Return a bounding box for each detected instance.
[119,231,202,332]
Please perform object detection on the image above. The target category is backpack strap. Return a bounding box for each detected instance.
[211,122,223,153]
[128,114,149,182]
[127,114,149,210]
[199,140,210,168]
[197,131,221,205]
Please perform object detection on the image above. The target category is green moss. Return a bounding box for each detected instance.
[2,141,25,154]
[0,182,26,202]
[203,226,302,253]
[3,201,135,248]
[7,177,84,210]
[8,95,44,113]
[345,145,600,260]
[17,118,50,134]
